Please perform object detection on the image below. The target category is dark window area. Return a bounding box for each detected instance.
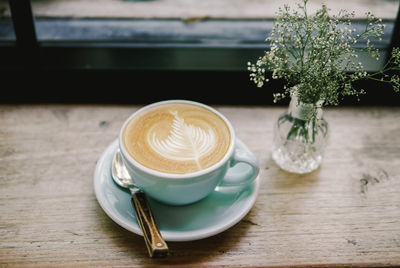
[1,0,399,105]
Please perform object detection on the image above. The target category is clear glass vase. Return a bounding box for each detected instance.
[272,94,329,174]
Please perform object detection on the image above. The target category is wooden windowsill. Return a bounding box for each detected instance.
[1,104,399,267]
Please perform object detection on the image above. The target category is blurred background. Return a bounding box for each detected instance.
[0,0,399,104]
[4,0,399,19]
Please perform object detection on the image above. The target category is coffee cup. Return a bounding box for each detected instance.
[119,100,259,205]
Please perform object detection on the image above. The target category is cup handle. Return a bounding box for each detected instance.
[219,139,260,187]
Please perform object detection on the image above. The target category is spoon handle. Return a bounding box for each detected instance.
[131,192,169,258]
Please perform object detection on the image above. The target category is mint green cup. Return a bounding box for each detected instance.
[119,100,259,206]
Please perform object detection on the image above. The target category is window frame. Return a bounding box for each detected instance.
[1,0,399,105]
[3,0,399,71]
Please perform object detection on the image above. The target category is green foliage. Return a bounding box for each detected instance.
[248,0,400,105]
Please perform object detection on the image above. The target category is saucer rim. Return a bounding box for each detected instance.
[94,139,260,242]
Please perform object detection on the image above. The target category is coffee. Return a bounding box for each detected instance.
[122,102,231,174]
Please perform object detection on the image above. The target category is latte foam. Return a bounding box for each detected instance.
[122,102,231,174]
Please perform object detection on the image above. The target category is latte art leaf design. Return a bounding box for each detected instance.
[148,111,216,170]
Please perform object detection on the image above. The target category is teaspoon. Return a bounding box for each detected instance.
[111,149,169,258]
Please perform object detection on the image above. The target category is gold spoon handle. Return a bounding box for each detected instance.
[131,192,169,258]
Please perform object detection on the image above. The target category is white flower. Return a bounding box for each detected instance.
[247,0,396,106]
[272,69,278,79]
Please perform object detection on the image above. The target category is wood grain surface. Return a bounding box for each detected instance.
[0,104,400,267]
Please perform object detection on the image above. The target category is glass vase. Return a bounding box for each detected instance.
[272,93,329,174]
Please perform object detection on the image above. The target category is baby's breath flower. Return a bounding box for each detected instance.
[248,0,400,105]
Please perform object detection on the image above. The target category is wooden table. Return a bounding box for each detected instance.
[1,104,400,267]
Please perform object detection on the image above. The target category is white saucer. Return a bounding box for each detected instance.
[94,139,260,242]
